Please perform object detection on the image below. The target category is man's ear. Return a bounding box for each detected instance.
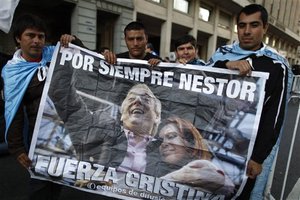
[15,36,20,43]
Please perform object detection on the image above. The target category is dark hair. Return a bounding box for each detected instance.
[174,35,197,50]
[13,14,47,45]
[123,21,147,36]
[237,4,268,26]
[146,43,154,50]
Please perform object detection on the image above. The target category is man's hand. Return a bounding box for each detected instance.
[226,60,252,76]
[17,153,32,169]
[148,58,161,67]
[177,58,188,65]
[60,34,76,47]
[246,159,262,179]
[104,51,117,65]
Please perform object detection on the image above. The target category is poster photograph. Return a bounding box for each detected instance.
[28,43,269,200]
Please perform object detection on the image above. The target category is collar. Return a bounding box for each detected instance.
[123,128,154,142]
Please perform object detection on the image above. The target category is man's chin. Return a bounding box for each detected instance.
[124,118,143,127]
[130,52,143,57]
[240,43,255,50]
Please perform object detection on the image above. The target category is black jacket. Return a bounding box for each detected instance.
[213,54,288,164]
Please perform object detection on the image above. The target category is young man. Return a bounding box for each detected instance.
[208,4,289,199]
[104,21,162,66]
[175,34,205,65]
[1,14,83,200]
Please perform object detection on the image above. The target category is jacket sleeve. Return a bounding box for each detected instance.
[251,63,288,163]
[212,60,229,69]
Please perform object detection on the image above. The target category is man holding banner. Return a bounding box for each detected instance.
[104,21,162,66]
[174,34,205,66]
[2,14,85,200]
[207,4,290,199]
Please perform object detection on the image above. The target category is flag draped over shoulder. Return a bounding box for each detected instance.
[207,41,289,67]
[2,46,55,140]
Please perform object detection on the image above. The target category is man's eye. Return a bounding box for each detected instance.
[27,34,35,38]
[142,96,150,102]
[167,133,177,140]
[128,97,135,101]
[251,23,260,28]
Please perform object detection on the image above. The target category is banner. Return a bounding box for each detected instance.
[29,43,269,200]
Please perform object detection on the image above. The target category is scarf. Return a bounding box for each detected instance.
[207,41,289,67]
[2,46,55,140]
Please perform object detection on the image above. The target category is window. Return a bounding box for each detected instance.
[218,11,231,29]
[234,24,237,33]
[173,0,189,13]
[272,38,276,47]
[199,7,210,22]
[265,36,269,44]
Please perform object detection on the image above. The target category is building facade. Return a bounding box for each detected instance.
[1,0,300,64]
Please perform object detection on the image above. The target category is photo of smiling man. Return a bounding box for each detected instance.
[117,84,161,173]
[47,68,162,174]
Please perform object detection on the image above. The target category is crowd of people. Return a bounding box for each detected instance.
[0,3,291,200]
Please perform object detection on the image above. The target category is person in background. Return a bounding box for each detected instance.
[145,42,158,56]
[174,34,205,65]
[1,14,84,200]
[104,21,162,66]
[207,4,290,199]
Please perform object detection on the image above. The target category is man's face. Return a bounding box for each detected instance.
[237,12,268,51]
[175,42,197,63]
[121,87,158,135]
[125,29,148,59]
[16,28,45,61]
